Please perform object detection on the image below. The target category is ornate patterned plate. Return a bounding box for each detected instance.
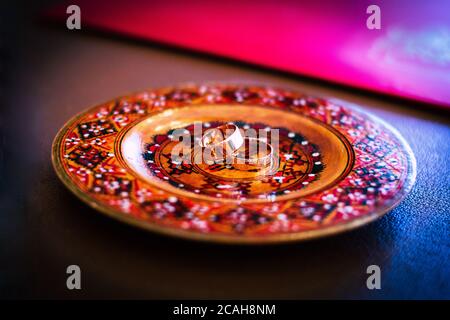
[52,83,416,244]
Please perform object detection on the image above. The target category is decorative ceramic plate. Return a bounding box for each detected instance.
[52,83,416,244]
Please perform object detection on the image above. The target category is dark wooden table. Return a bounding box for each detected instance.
[2,19,449,299]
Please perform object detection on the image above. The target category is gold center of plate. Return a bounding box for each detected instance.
[118,104,353,204]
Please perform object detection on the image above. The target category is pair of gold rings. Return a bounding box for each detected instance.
[199,124,275,171]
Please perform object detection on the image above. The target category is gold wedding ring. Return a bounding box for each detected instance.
[232,137,275,170]
[200,124,277,175]
[200,124,244,163]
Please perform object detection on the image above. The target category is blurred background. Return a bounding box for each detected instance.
[0,0,449,299]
